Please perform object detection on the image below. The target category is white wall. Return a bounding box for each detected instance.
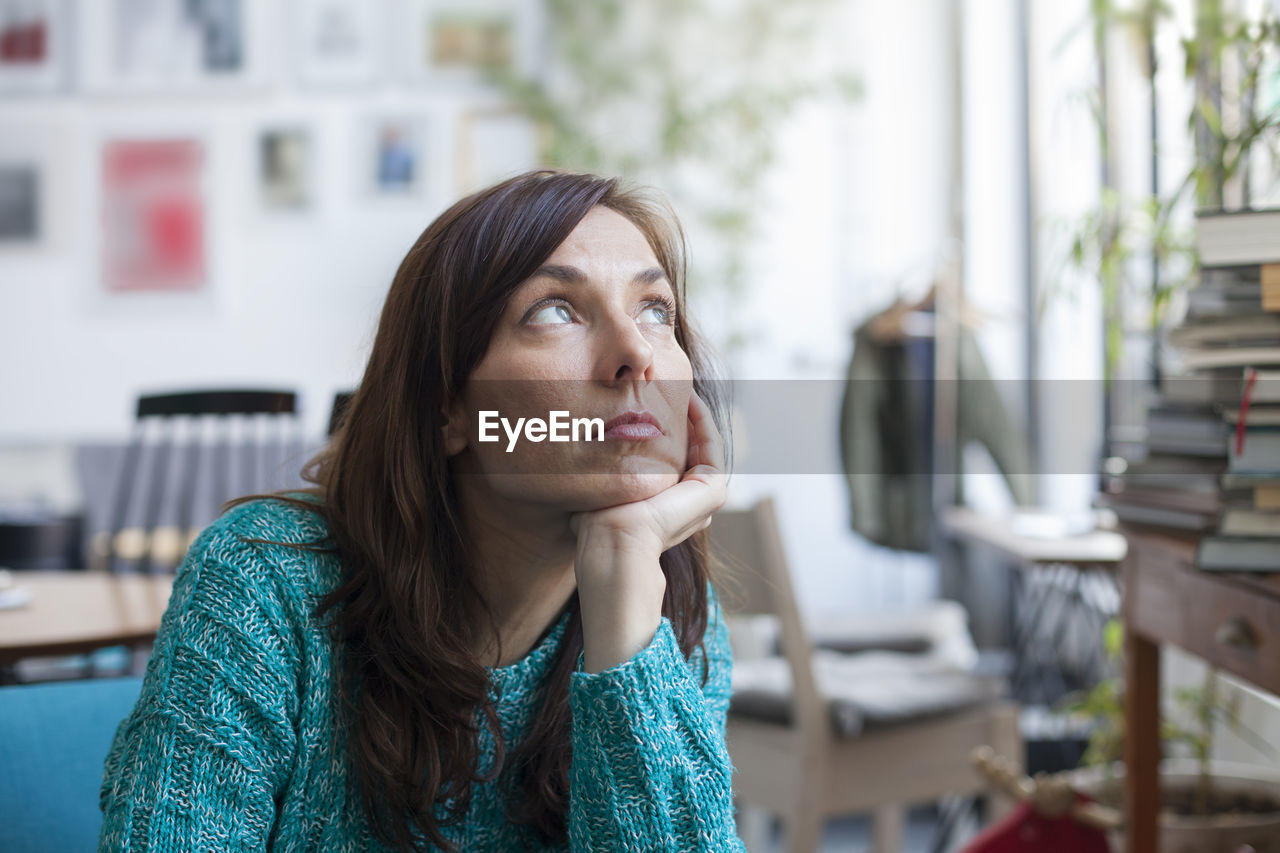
[0,92,484,442]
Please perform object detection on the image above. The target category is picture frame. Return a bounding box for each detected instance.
[293,0,383,89]
[400,0,540,88]
[455,108,540,196]
[0,161,40,245]
[257,125,315,212]
[361,114,429,199]
[0,122,71,253]
[79,0,270,94]
[99,136,208,294]
[0,0,69,94]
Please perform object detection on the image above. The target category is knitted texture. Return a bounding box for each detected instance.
[98,498,745,851]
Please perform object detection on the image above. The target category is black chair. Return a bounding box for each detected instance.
[328,390,355,437]
[0,514,85,570]
[97,389,306,574]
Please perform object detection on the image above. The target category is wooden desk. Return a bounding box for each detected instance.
[1121,527,1280,853]
[0,571,174,664]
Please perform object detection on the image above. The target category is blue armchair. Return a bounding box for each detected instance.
[0,677,142,853]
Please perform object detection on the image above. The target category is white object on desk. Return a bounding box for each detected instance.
[0,569,35,610]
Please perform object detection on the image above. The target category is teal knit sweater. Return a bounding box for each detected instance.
[98,498,745,851]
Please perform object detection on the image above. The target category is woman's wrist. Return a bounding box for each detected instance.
[575,529,666,673]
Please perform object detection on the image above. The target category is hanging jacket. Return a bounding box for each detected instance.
[839,314,1035,552]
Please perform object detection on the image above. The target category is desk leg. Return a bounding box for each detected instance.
[1124,628,1160,853]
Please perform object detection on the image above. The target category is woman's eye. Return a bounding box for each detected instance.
[528,303,573,325]
[638,302,673,325]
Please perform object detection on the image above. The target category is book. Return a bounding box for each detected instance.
[1228,427,1280,475]
[1144,406,1231,456]
[1100,498,1218,531]
[1178,346,1280,371]
[1102,483,1239,514]
[1117,453,1227,491]
[1196,535,1280,572]
[1266,264,1280,313]
[1197,208,1280,267]
[1222,406,1280,426]
[1219,507,1280,537]
[1162,369,1280,406]
[1168,313,1280,348]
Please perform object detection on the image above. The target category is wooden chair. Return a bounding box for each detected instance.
[96,389,306,574]
[708,497,1022,853]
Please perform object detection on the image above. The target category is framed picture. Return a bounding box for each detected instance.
[100,138,207,293]
[362,115,428,198]
[0,0,68,94]
[0,123,70,253]
[293,0,383,88]
[258,126,313,211]
[401,0,540,87]
[455,108,540,196]
[80,0,269,93]
[0,163,38,243]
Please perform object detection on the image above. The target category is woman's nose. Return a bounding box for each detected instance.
[594,310,656,383]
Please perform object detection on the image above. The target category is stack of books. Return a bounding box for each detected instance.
[1105,208,1280,572]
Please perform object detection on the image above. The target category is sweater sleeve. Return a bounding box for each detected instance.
[98,520,300,851]
[566,584,745,851]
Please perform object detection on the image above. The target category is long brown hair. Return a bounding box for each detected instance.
[248,171,728,851]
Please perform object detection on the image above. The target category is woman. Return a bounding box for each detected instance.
[99,170,744,851]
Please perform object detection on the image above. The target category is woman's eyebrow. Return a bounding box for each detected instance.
[530,264,669,287]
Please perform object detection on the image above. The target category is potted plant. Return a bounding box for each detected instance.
[1062,619,1280,852]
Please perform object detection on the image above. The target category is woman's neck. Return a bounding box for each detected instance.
[454,474,579,668]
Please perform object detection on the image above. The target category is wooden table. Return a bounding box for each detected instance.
[0,571,174,664]
[941,506,1128,568]
[1121,526,1280,853]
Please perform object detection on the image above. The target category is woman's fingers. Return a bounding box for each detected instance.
[686,390,727,472]
[639,392,727,550]
[571,390,728,555]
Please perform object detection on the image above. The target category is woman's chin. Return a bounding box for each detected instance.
[589,470,680,506]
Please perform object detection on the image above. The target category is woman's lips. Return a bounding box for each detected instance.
[602,410,662,440]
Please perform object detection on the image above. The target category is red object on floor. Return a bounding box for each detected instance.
[960,797,1111,853]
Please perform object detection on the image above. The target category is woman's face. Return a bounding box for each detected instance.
[445,205,694,512]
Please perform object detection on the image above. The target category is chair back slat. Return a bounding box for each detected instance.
[99,389,307,573]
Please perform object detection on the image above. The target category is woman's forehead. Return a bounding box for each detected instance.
[545,207,661,268]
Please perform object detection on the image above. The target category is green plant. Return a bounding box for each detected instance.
[1048,0,1280,378]
[486,0,860,355]
[1062,618,1276,816]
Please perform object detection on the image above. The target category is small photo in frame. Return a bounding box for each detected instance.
[364,116,427,197]
[403,0,537,86]
[101,138,207,293]
[0,163,39,243]
[259,127,313,210]
[0,0,68,93]
[294,0,382,88]
[456,109,540,196]
[430,12,513,72]
[81,0,266,93]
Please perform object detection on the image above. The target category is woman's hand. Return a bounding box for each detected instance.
[570,391,728,673]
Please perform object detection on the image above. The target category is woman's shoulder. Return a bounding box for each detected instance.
[207,492,331,545]
[181,493,339,607]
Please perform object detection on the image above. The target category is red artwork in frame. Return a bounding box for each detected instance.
[101,138,206,293]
